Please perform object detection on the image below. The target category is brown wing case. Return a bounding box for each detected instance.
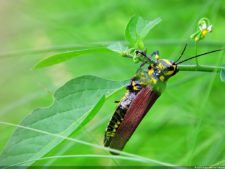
[109,87,160,154]
[104,91,138,147]
[104,78,143,147]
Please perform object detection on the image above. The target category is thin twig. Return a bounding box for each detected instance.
[178,64,225,72]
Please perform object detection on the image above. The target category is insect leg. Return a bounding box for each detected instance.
[135,50,147,56]
[150,50,159,56]
[136,61,147,74]
[139,61,147,68]
[135,50,155,64]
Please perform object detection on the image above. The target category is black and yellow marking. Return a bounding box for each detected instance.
[146,58,178,85]
[104,106,126,146]
[104,78,143,147]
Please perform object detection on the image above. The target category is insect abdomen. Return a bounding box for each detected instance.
[109,87,160,153]
[104,79,142,147]
[104,105,126,147]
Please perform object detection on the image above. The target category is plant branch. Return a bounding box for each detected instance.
[122,53,225,73]
[178,64,225,72]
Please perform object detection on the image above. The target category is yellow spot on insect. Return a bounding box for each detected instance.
[148,69,154,75]
[131,81,139,90]
[162,59,171,65]
[160,76,165,81]
[155,54,160,60]
[165,70,174,76]
[133,86,139,91]
[110,133,115,137]
[151,78,157,84]
[123,92,128,98]
[113,129,116,132]
[117,121,120,124]
[107,132,115,137]
[114,124,118,128]
[158,63,163,69]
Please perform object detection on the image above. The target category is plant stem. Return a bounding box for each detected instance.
[178,64,225,72]
[123,53,225,73]
[195,42,199,67]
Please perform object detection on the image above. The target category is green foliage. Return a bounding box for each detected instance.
[107,42,128,55]
[0,76,127,166]
[0,0,225,167]
[34,16,161,69]
[34,48,109,69]
[106,16,162,65]
[125,16,161,49]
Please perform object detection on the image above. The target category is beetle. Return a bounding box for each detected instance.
[104,46,222,154]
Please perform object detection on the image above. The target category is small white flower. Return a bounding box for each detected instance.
[191,17,213,42]
[199,23,207,31]
[199,22,213,37]
[207,25,213,32]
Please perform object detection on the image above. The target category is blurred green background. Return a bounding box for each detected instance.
[0,0,225,166]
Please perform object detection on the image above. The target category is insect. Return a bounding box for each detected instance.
[104,46,223,154]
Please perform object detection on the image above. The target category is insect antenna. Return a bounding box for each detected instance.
[176,49,223,64]
[175,43,188,63]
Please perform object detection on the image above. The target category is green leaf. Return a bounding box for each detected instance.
[137,17,161,39]
[125,16,161,47]
[0,75,127,166]
[34,47,109,69]
[220,69,225,82]
[107,42,128,55]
